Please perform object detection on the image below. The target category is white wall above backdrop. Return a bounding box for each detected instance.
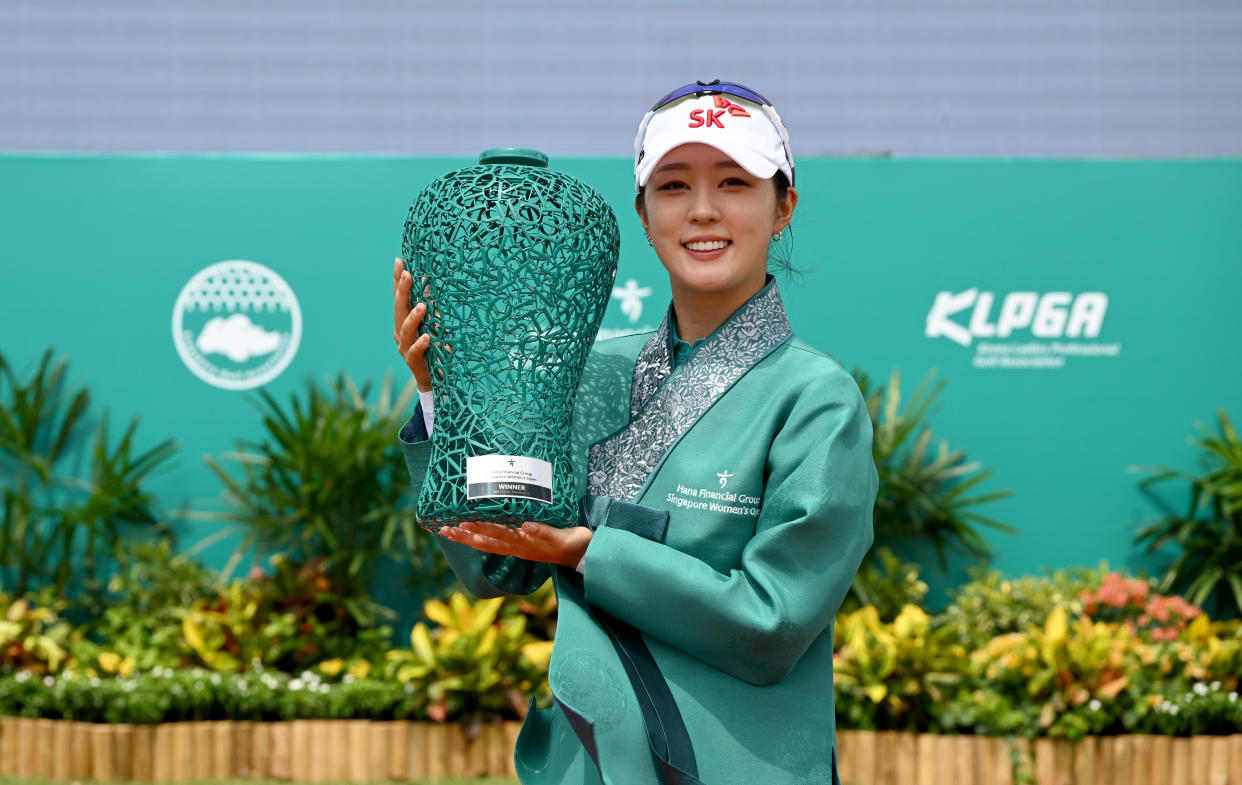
[2,0,1241,156]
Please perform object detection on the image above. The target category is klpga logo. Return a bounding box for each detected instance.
[925,289,1108,347]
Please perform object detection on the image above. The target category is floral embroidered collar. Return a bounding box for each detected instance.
[587,278,793,501]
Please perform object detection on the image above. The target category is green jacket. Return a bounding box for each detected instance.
[399,280,876,785]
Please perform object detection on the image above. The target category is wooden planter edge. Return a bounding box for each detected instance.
[835,729,1242,785]
[3,718,1241,784]
[0,716,523,782]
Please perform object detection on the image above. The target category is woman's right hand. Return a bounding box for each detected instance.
[392,257,433,393]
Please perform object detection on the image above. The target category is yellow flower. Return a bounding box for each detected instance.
[317,658,345,677]
[348,660,371,680]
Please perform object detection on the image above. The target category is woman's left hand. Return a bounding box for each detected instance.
[438,521,593,568]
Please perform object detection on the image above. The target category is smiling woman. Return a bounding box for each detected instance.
[636,143,796,343]
[392,80,877,785]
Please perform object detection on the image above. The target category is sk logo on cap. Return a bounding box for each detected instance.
[688,94,752,129]
[713,95,750,117]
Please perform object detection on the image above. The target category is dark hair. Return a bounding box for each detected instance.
[635,170,796,275]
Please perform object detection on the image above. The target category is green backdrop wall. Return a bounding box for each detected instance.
[2,154,1239,600]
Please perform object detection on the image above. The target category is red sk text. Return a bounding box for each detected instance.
[688,109,726,128]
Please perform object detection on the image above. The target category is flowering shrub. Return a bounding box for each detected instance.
[0,587,556,725]
[3,561,1241,738]
[949,609,1141,738]
[1080,572,1202,642]
[1141,680,1242,736]
[837,563,1242,739]
[65,554,397,678]
[938,564,1103,652]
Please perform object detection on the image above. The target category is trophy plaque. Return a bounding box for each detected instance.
[402,149,620,531]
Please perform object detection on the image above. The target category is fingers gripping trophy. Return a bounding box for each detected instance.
[400,149,620,532]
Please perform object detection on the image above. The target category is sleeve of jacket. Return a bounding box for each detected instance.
[580,370,877,686]
[397,407,550,599]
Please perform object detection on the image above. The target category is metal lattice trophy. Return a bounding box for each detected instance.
[402,149,620,531]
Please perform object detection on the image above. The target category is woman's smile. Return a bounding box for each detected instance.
[683,236,732,259]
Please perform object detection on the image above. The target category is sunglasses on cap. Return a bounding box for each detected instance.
[649,80,774,112]
[635,79,795,187]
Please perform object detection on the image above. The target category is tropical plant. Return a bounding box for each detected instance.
[384,591,552,726]
[1134,408,1242,618]
[0,348,178,605]
[0,592,76,674]
[953,608,1242,740]
[840,547,928,623]
[502,578,557,641]
[174,562,395,674]
[832,603,966,732]
[853,368,1013,574]
[70,538,221,672]
[203,371,450,629]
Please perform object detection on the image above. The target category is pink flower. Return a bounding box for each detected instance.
[1148,598,1171,623]
[1100,587,1126,608]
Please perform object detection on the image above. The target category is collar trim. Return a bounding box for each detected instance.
[588,279,792,500]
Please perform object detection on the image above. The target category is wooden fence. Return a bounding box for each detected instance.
[0,717,520,781]
[2,718,1242,784]
[836,730,1242,785]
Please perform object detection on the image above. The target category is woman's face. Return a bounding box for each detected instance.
[638,143,795,308]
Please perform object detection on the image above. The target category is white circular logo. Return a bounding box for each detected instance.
[171,260,302,390]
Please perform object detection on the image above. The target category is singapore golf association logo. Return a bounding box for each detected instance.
[171,260,302,390]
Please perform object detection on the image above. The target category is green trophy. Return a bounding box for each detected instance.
[402,149,620,531]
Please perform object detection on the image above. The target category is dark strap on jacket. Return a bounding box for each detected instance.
[588,603,706,785]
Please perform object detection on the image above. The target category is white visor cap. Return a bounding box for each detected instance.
[634,93,793,191]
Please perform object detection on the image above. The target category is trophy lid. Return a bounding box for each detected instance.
[478,148,549,167]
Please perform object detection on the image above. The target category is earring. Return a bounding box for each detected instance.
[772,230,783,242]
[645,232,653,247]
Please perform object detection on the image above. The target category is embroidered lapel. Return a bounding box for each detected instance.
[587,279,793,501]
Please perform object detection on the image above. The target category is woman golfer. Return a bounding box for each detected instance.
[392,80,876,785]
